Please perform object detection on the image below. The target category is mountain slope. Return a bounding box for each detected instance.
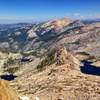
[11,47,100,100]
[0,18,100,100]
[0,18,84,52]
[0,18,99,57]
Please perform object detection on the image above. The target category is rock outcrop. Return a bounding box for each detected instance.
[55,46,81,67]
[0,80,19,100]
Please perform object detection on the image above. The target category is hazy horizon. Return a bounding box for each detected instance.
[0,0,100,24]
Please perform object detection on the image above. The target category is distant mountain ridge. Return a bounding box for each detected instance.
[82,19,100,24]
[0,18,100,100]
[0,18,100,57]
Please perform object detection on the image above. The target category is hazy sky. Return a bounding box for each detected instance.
[0,0,100,23]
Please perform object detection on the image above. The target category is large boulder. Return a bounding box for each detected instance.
[0,80,19,100]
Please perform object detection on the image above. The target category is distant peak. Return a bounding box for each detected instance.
[52,17,72,27]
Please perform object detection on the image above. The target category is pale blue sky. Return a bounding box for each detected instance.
[0,0,100,23]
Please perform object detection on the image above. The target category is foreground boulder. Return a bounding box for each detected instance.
[0,80,19,100]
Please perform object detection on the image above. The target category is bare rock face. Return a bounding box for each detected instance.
[52,18,72,31]
[55,46,81,70]
[27,29,37,39]
[0,80,19,100]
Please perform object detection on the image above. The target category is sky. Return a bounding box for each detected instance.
[0,0,100,23]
